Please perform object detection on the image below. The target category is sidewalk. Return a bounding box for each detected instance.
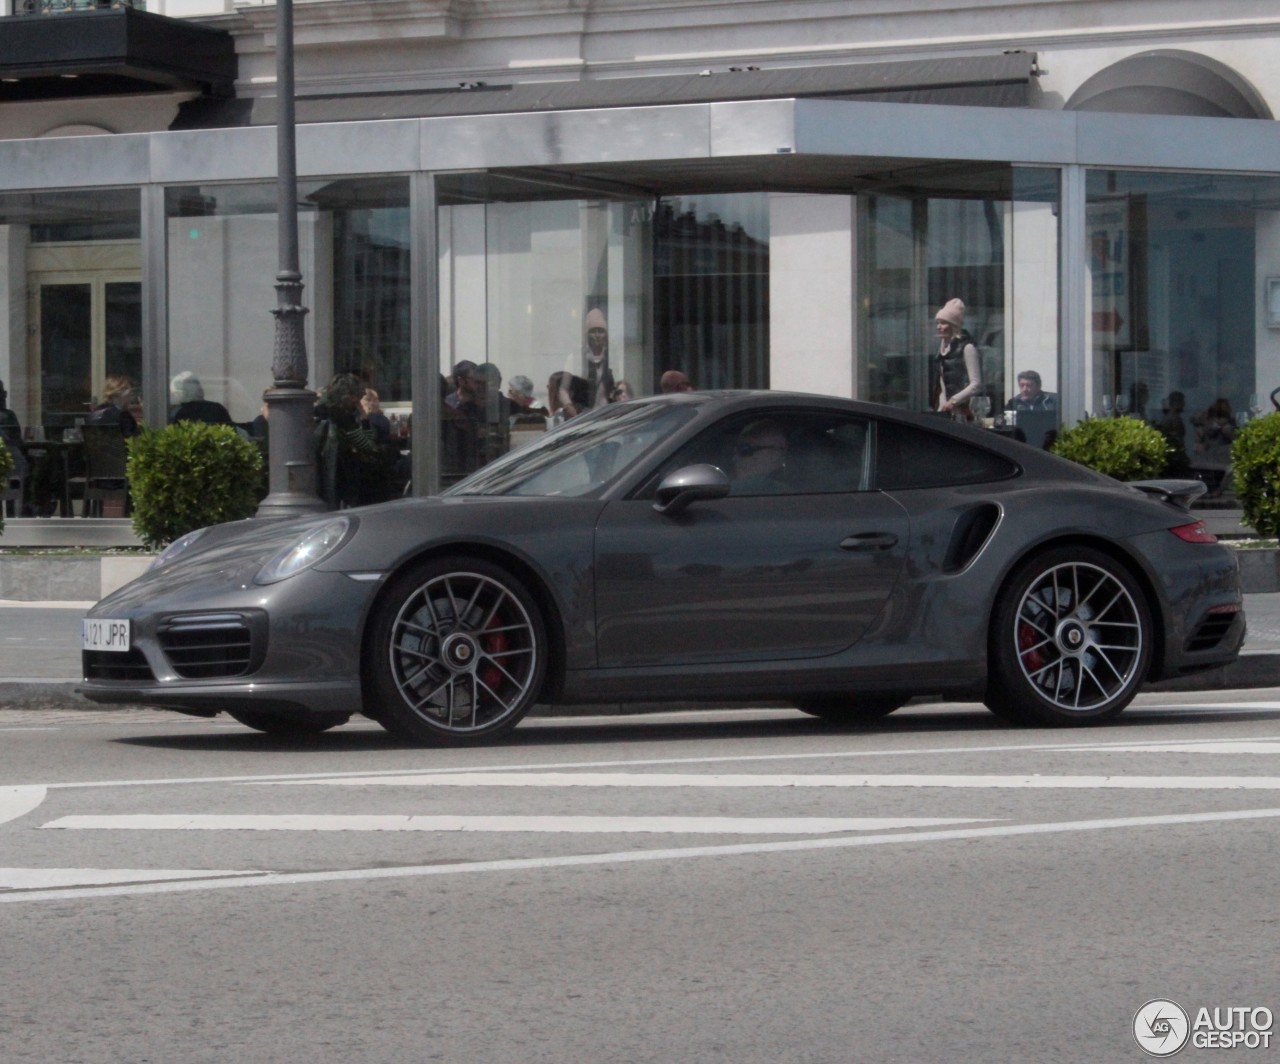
[3,592,1279,709]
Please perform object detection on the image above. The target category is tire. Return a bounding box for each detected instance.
[794,696,905,722]
[985,546,1152,726]
[226,709,351,735]
[365,556,547,745]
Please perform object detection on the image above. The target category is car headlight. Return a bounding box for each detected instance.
[149,526,210,572]
[255,517,354,585]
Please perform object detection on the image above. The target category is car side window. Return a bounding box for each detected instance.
[648,411,874,497]
[873,420,1018,490]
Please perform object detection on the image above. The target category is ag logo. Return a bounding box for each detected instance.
[1134,999,1190,1057]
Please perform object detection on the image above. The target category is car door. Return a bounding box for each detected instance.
[592,410,911,668]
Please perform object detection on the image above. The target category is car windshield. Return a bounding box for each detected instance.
[444,399,701,497]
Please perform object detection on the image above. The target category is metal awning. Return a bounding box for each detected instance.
[172,51,1038,130]
[0,8,236,101]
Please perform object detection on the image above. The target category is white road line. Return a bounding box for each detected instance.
[1088,742,1280,754]
[5,806,1280,905]
[0,868,265,890]
[0,600,94,610]
[0,786,46,825]
[271,772,1280,790]
[22,729,1280,795]
[41,814,993,834]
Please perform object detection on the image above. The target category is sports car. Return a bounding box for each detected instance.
[80,391,1245,743]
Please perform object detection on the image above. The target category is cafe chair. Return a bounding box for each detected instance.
[80,424,130,518]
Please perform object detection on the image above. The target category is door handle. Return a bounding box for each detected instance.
[840,532,898,551]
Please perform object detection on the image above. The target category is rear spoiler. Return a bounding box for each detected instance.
[1129,478,1208,511]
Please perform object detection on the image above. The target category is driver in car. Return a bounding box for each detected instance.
[731,419,789,494]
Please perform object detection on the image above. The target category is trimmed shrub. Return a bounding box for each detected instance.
[1231,412,1280,536]
[1050,415,1170,481]
[0,438,12,535]
[127,422,265,549]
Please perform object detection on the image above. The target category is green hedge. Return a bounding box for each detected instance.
[1231,412,1280,536]
[1050,415,1170,481]
[127,422,265,549]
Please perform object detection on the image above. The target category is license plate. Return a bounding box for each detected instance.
[82,618,131,653]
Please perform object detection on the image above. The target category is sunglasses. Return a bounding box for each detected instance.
[735,442,784,457]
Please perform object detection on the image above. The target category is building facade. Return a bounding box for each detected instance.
[1,0,1278,519]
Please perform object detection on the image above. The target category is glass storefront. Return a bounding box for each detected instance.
[165,177,411,426]
[1086,169,1280,486]
[862,167,1060,445]
[0,187,142,434]
[4,151,1280,523]
[654,194,770,391]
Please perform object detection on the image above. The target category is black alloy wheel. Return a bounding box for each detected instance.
[366,556,547,745]
[986,546,1151,726]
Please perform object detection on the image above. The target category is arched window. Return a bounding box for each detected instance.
[1066,50,1271,119]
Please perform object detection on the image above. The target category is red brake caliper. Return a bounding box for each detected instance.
[1018,622,1045,672]
[481,617,508,691]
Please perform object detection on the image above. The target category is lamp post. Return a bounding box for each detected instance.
[257,0,325,519]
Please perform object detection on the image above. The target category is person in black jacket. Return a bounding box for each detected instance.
[88,374,140,436]
[169,372,233,426]
[931,298,981,420]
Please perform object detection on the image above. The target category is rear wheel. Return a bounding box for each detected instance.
[985,546,1151,726]
[365,556,547,745]
[226,709,351,735]
[793,696,905,723]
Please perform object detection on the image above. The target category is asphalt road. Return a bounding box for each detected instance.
[3,696,1280,1063]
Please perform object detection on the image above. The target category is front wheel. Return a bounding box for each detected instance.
[793,696,905,723]
[985,547,1152,726]
[365,556,547,745]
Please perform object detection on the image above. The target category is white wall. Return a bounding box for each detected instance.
[768,193,855,398]
[0,226,29,424]
[1008,201,1060,397]
[167,213,332,422]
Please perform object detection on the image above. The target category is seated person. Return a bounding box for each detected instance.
[88,374,140,436]
[169,371,233,426]
[731,419,789,494]
[0,376,21,448]
[1005,369,1056,413]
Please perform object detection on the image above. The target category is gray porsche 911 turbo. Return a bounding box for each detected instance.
[80,391,1244,743]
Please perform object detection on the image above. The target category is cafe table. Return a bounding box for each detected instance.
[18,434,84,517]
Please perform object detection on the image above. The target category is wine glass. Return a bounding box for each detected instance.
[1249,394,1263,420]
[1101,394,1114,418]
[1115,393,1130,416]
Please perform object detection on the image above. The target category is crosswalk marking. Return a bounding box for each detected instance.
[42,814,992,834]
[7,807,1280,905]
[271,772,1280,790]
[0,786,46,826]
[0,868,266,890]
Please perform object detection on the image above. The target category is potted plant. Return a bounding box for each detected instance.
[1231,412,1280,536]
[1050,415,1170,481]
[126,422,265,550]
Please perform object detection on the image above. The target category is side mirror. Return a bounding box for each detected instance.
[653,463,730,516]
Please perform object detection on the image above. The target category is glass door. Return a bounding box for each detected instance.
[28,270,142,430]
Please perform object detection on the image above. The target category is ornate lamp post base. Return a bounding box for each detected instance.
[257,384,326,520]
[254,0,325,521]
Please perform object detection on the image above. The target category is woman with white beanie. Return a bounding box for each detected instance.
[931,297,981,420]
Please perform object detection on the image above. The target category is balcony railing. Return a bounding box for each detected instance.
[15,1,145,13]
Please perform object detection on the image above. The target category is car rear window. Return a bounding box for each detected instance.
[873,420,1018,490]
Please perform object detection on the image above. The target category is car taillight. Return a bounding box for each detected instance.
[1170,521,1217,544]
